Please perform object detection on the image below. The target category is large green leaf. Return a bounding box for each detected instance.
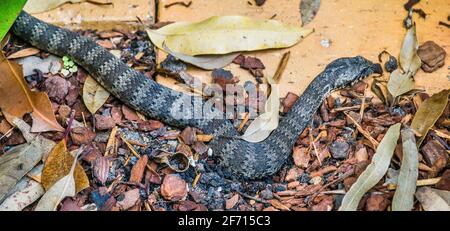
[0,0,28,42]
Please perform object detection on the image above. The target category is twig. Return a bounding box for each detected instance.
[237,112,250,132]
[164,1,192,8]
[63,110,76,143]
[120,133,160,177]
[273,51,290,83]
[309,128,322,166]
[439,21,450,29]
[386,177,442,190]
[0,126,14,141]
[344,111,379,149]
[237,191,269,204]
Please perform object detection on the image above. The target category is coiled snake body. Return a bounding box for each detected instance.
[12,12,380,179]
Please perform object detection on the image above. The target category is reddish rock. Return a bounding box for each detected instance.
[180,127,197,145]
[365,194,390,211]
[70,127,96,145]
[436,170,450,191]
[292,146,310,169]
[282,92,299,113]
[129,155,148,184]
[161,174,187,201]
[94,114,116,130]
[122,105,141,121]
[117,189,140,211]
[225,194,240,210]
[138,120,163,132]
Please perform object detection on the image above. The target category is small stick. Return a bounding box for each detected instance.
[237,191,269,204]
[192,172,202,188]
[164,1,192,8]
[237,112,250,132]
[386,177,442,190]
[0,126,14,141]
[309,128,322,166]
[120,134,160,176]
[344,111,379,149]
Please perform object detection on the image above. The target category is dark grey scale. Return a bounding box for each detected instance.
[12,11,381,179]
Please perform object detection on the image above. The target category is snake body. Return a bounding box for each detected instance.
[12,12,381,179]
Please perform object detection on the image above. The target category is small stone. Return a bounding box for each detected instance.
[225,194,240,210]
[117,189,140,210]
[94,114,115,130]
[417,41,446,73]
[129,155,148,184]
[254,0,266,6]
[309,176,323,185]
[259,188,273,200]
[330,139,350,159]
[70,127,96,145]
[365,194,390,211]
[320,39,331,48]
[355,145,368,162]
[292,146,310,169]
[180,127,197,145]
[285,167,303,182]
[282,92,299,113]
[161,174,187,201]
[43,76,71,103]
[122,105,141,121]
[435,170,450,191]
[311,196,333,211]
[138,120,163,132]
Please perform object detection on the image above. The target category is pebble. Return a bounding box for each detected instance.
[330,140,350,159]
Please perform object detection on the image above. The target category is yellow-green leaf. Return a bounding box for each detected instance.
[387,69,415,98]
[149,16,313,56]
[41,140,89,194]
[411,89,450,145]
[415,187,450,211]
[392,128,419,211]
[339,123,401,211]
[82,75,110,114]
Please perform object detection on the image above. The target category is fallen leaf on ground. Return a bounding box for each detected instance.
[159,44,239,70]
[17,55,62,76]
[34,148,82,211]
[415,187,450,211]
[82,75,110,114]
[24,0,112,14]
[0,177,44,211]
[387,69,415,98]
[241,75,279,143]
[0,53,63,132]
[148,16,313,56]
[411,90,450,145]
[41,140,89,193]
[300,0,321,26]
[7,47,40,59]
[399,24,421,74]
[0,118,55,202]
[392,128,419,211]
[339,123,401,211]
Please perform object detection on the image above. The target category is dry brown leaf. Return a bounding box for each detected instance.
[0,53,63,132]
[411,90,450,145]
[6,48,40,59]
[41,140,89,193]
[24,0,112,14]
[82,75,110,114]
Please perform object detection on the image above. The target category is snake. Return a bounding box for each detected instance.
[11,11,382,179]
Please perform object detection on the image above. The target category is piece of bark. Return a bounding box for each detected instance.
[129,155,148,184]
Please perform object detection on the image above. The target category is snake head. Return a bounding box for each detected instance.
[329,56,382,89]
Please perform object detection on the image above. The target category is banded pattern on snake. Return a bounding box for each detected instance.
[11,11,381,179]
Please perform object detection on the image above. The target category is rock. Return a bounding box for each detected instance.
[225,194,240,210]
[129,155,148,184]
[259,188,273,200]
[311,196,333,211]
[138,120,163,132]
[117,189,140,210]
[330,139,350,159]
[121,105,141,121]
[94,114,116,130]
[293,146,310,168]
[240,56,265,70]
[180,127,197,145]
[355,145,369,162]
[365,194,390,211]
[57,105,71,121]
[70,127,96,145]
[285,167,303,182]
[435,170,450,191]
[421,140,448,174]
[43,76,71,103]
[417,41,446,73]
[161,174,188,201]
